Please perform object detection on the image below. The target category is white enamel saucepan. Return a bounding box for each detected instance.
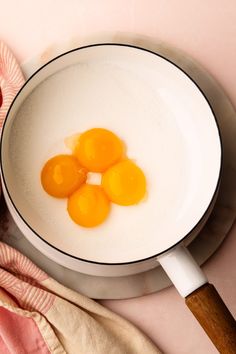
[0,44,235,352]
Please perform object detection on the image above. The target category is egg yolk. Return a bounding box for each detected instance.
[102,160,146,206]
[67,184,110,227]
[74,128,123,172]
[41,155,87,198]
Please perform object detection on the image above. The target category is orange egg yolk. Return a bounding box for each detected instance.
[67,184,110,227]
[41,154,87,198]
[41,128,147,228]
[102,160,146,206]
[74,128,124,172]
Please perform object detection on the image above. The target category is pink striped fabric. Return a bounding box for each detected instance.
[0,86,2,108]
[0,43,56,315]
[0,41,25,127]
[0,242,54,314]
[0,242,47,282]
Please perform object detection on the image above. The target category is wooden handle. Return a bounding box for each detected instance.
[186,283,236,354]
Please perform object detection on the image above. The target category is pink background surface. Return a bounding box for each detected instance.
[0,1,236,353]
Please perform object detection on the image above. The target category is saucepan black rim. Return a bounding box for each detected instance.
[0,43,223,266]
